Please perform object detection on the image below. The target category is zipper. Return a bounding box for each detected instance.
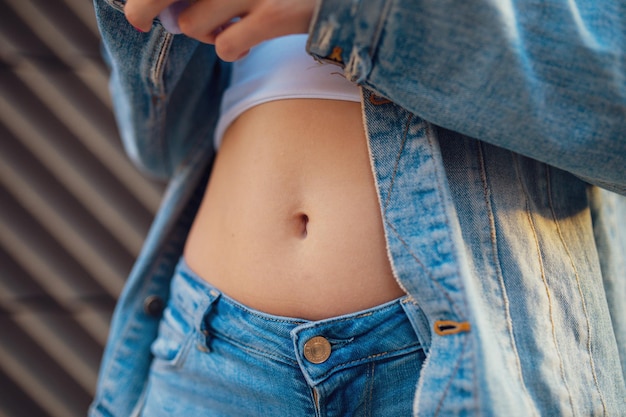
[311,387,321,416]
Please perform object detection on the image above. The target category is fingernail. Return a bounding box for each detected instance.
[132,24,145,33]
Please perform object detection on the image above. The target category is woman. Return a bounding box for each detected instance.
[91,0,626,416]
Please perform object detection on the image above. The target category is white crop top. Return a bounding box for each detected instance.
[213,34,362,148]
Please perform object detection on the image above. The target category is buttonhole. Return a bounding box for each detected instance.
[434,320,471,336]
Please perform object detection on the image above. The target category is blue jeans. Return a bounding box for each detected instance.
[141,258,426,416]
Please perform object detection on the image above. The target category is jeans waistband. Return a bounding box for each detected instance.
[170,257,424,385]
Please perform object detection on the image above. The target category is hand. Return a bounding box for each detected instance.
[124,0,316,61]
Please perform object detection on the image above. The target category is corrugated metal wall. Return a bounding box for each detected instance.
[0,1,164,415]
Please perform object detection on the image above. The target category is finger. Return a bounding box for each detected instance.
[125,0,177,32]
[213,0,314,61]
[178,0,247,43]
[212,14,264,62]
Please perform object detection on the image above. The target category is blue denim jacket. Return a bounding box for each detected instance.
[91,0,626,415]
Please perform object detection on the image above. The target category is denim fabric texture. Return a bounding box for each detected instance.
[140,258,425,416]
[90,0,626,415]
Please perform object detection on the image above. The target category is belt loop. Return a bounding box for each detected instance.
[197,288,221,352]
[400,298,432,353]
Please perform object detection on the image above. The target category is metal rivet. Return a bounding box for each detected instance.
[143,295,164,317]
[303,336,332,364]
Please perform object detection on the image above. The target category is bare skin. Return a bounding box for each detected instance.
[124,1,405,319]
[184,99,405,320]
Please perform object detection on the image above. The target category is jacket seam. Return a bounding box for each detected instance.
[546,167,608,416]
[514,154,576,414]
[433,334,471,417]
[424,121,468,318]
[363,0,393,64]
[383,117,463,319]
[478,142,536,415]
[150,30,173,175]
[381,113,411,211]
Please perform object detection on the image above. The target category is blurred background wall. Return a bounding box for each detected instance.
[0,0,164,415]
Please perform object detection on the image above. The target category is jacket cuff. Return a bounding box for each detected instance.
[306,0,391,84]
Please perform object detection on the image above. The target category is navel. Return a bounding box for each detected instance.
[298,213,309,238]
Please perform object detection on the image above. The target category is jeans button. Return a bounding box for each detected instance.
[303,336,331,364]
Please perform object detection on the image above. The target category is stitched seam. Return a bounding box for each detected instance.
[311,343,422,382]
[341,344,421,368]
[211,297,307,325]
[514,156,576,414]
[478,143,535,415]
[386,222,460,318]
[433,335,470,417]
[423,125,476,414]
[217,291,402,326]
[149,30,173,175]
[367,0,393,59]
[382,113,412,211]
[368,109,451,307]
[382,117,462,318]
[208,331,298,366]
[423,122,468,316]
[546,167,608,416]
[151,31,172,90]
[365,362,376,417]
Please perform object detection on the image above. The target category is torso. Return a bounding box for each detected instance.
[185,35,404,320]
[184,94,405,322]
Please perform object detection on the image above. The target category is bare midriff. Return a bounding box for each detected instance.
[184,99,405,320]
